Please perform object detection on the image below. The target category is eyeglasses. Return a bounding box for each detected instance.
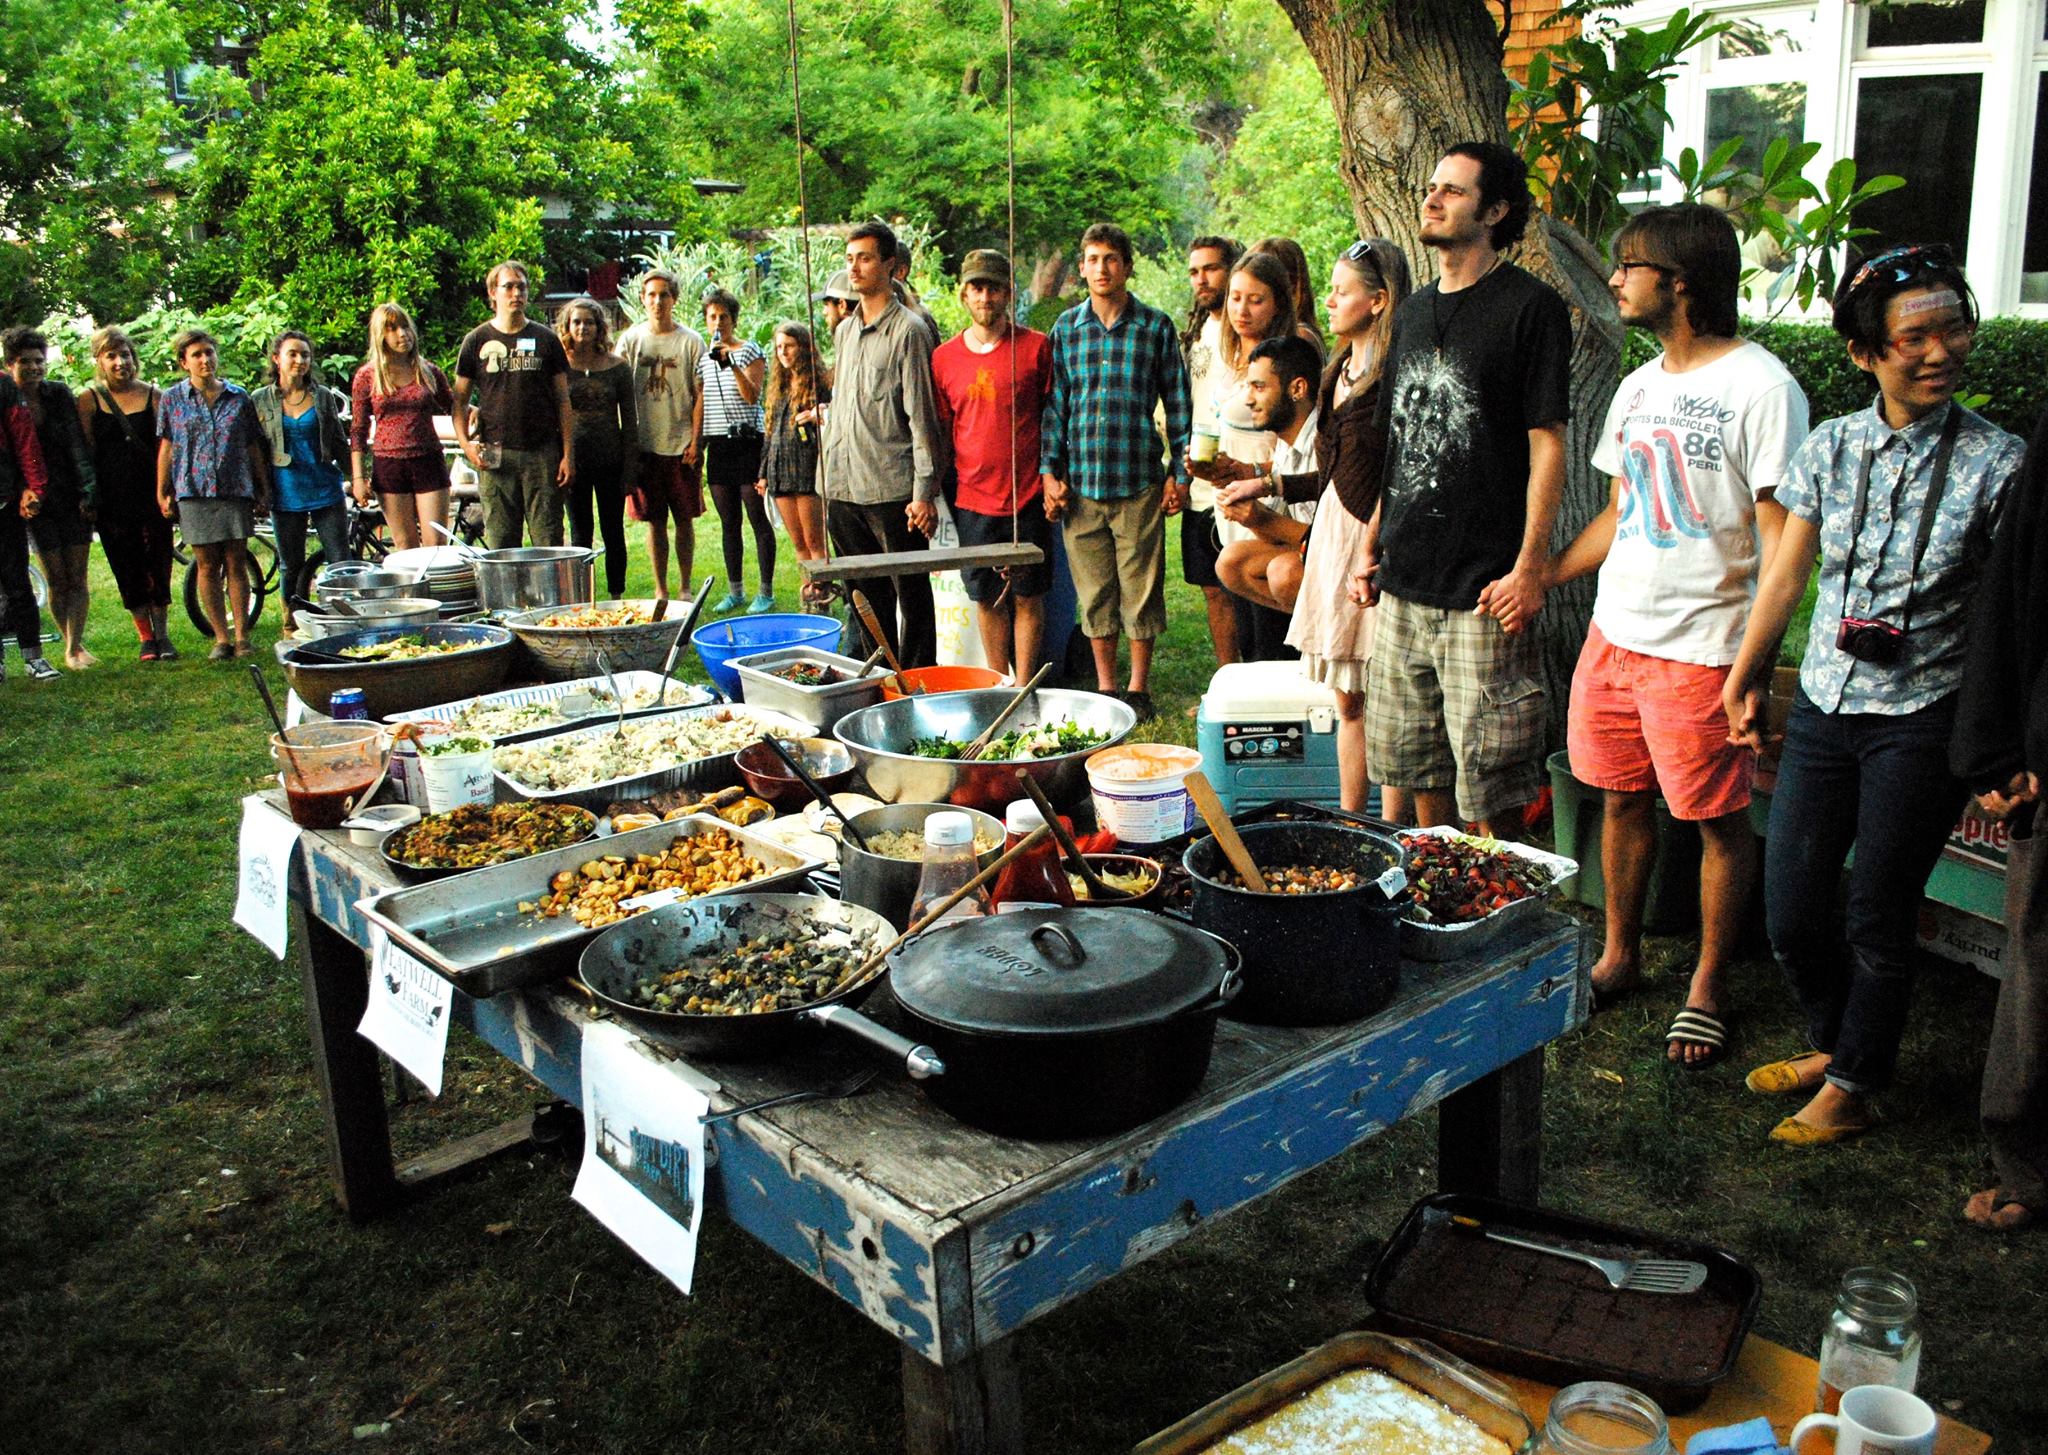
[1846,244,1958,296]
[1885,319,1977,359]
[1613,259,1675,279]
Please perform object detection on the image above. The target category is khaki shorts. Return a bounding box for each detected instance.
[479,445,565,549]
[1062,489,1166,640]
[1365,591,1546,823]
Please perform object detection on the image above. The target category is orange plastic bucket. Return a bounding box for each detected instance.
[879,665,1009,700]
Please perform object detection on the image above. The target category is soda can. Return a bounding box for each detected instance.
[329,687,369,721]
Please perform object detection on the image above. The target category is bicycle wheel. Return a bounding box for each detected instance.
[183,542,271,638]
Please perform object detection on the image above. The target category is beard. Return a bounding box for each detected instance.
[1194,283,1224,313]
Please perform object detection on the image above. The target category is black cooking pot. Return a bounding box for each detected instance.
[575,894,909,1060]
[805,907,1240,1138]
[1184,821,1407,1026]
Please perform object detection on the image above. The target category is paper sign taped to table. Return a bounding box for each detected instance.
[233,797,301,959]
[573,1019,710,1295]
[358,925,454,1096]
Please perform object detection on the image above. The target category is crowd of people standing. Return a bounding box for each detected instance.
[2,148,2044,1217]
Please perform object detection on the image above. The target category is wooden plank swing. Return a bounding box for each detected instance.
[780,0,1044,597]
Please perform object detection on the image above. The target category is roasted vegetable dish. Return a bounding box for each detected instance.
[386,802,593,870]
[1215,862,1364,894]
[770,661,847,686]
[520,829,768,928]
[909,719,1112,761]
[631,917,883,1015]
[1398,832,1555,924]
[338,634,466,661]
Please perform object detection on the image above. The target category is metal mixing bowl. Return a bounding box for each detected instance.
[832,687,1135,812]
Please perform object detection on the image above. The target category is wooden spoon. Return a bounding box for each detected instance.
[959,662,1053,761]
[1185,769,1269,893]
[1018,773,1116,900]
[850,589,916,694]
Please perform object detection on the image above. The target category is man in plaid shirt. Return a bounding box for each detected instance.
[1042,222,1192,722]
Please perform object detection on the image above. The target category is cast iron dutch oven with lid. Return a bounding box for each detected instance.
[1183,821,1408,1026]
[805,907,1241,1139]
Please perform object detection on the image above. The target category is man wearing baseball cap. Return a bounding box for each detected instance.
[932,249,1054,682]
[816,270,860,339]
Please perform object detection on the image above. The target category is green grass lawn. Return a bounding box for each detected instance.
[1,517,2042,1453]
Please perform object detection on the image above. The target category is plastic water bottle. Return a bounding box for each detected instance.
[908,812,992,929]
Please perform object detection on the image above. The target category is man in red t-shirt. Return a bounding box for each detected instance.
[931,249,1054,681]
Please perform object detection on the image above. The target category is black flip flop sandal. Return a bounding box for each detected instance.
[1665,1006,1730,1070]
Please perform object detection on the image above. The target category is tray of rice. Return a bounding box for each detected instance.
[492,703,814,812]
[385,670,712,742]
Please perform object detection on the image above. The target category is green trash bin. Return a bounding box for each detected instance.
[1546,749,1703,935]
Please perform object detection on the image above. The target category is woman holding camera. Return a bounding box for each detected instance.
[697,288,774,614]
[1725,247,2023,1146]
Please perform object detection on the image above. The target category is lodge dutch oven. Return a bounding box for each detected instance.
[805,907,1241,1139]
[1183,821,1407,1026]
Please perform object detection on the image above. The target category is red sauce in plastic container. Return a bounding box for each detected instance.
[284,767,378,829]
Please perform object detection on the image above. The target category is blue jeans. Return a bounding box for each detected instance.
[273,500,350,607]
[1763,689,1966,1094]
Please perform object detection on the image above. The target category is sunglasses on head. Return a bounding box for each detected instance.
[1846,244,1958,296]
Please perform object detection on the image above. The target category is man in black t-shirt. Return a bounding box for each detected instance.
[452,259,576,548]
[1355,141,1572,836]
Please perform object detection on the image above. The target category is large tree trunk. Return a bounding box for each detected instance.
[1276,0,1623,751]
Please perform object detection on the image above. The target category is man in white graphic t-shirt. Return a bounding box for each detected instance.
[1547,203,1809,1066]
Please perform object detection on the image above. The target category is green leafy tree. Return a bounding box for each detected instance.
[173,0,698,360]
[642,0,1220,268]
[1209,47,1354,269]
[0,0,193,322]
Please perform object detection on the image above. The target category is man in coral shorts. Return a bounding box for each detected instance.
[1548,204,1809,1066]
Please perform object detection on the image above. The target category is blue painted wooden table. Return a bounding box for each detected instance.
[282,797,1587,1454]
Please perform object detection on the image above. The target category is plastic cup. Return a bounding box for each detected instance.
[272,722,386,829]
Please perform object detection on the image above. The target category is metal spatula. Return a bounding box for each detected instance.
[1452,1215,1707,1295]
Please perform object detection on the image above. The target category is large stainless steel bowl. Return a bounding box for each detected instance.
[313,563,426,605]
[473,546,596,614]
[296,597,442,638]
[276,623,518,718]
[833,687,1136,811]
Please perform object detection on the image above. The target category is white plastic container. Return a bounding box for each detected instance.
[1087,743,1203,847]
[418,734,497,812]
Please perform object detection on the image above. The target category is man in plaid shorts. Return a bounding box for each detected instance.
[1042,222,1192,723]
[1356,142,1572,836]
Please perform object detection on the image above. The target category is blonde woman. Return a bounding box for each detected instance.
[555,296,636,597]
[349,302,452,550]
[755,321,829,600]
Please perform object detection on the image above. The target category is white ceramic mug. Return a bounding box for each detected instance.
[1790,1384,1938,1455]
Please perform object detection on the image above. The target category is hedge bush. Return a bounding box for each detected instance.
[1622,316,2048,440]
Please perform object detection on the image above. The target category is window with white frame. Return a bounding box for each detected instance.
[1700,6,1815,178]
[1848,1,1992,267]
[2020,7,2048,301]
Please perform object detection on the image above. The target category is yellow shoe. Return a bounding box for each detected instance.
[1769,1115,1876,1146]
[1745,1055,1826,1094]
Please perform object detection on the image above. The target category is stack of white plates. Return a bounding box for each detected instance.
[382,545,478,615]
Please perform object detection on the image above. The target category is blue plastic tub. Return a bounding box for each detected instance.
[693,614,843,697]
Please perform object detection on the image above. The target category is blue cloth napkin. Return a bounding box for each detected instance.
[1685,1417,1785,1455]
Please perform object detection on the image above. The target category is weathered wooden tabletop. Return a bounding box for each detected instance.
[276,793,1588,1454]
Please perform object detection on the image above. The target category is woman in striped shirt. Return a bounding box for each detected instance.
[698,288,775,614]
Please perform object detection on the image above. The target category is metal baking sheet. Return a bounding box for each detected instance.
[1396,826,1578,962]
[384,670,711,742]
[490,703,813,813]
[355,814,827,996]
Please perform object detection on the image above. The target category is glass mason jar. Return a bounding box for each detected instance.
[1534,1381,1672,1455]
[1816,1266,1923,1413]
